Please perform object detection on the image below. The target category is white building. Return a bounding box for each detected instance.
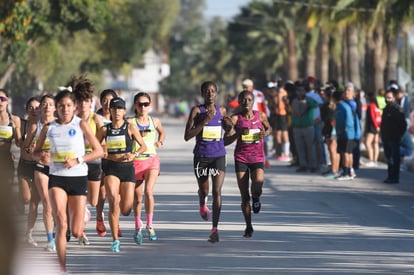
[103,48,170,114]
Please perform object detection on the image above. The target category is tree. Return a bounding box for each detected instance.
[0,0,32,87]
[1,0,180,96]
[159,0,206,100]
[99,0,179,70]
[0,0,110,89]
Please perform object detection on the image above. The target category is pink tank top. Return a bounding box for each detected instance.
[234,111,264,163]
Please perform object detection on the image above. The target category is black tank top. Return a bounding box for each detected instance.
[106,121,133,154]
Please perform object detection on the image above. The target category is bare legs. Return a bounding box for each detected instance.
[49,188,86,273]
[236,167,264,237]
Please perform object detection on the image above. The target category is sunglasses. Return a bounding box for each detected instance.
[137,102,150,107]
[0,96,8,102]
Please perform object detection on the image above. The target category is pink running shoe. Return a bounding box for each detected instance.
[96,220,106,237]
[199,206,210,221]
[276,155,291,162]
[84,206,91,223]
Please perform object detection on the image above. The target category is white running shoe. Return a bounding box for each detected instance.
[25,233,38,247]
[78,234,90,246]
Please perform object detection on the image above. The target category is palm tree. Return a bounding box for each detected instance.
[384,1,414,84]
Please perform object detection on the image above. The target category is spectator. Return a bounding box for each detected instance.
[376,88,386,112]
[393,82,411,128]
[320,87,340,178]
[335,83,361,180]
[364,92,382,167]
[269,82,290,161]
[380,88,407,184]
[290,85,318,172]
[304,76,324,169]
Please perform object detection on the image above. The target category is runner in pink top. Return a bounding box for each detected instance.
[224,90,271,239]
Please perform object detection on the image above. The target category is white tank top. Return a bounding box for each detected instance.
[34,120,51,150]
[47,116,88,176]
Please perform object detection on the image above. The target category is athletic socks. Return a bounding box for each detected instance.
[47,232,54,242]
[134,215,142,229]
[135,214,154,229]
[282,142,290,155]
[146,213,153,228]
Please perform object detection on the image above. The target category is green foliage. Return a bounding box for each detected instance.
[28,0,110,38]
[0,0,112,93]
[4,0,414,108]
[159,0,206,100]
[0,0,33,68]
[1,0,179,99]
[99,0,180,69]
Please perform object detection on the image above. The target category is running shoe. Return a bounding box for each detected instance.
[25,233,38,247]
[208,230,219,243]
[96,221,106,237]
[110,240,120,252]
[146,226,158,241]
[66,229,71,242]
[336,174,353,181]
[199,206,210,221]
[364,161,377,167]
[321,168,332,175]
[78,234,90,246]
[252,198,261,214]
[243,226,254,238]
[45,240,56,252]
[84,206,91,223]
[276,155,291,162]
[134,228,143,245]
[350,168,357,179]
[324,172,339,179]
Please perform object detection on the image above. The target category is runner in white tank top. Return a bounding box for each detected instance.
[33,89,103,275]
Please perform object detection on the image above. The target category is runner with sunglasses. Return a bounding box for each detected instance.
[97,97,147,252]
[129,92,165,244]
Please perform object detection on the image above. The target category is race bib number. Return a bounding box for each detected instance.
[107,135,126,151]
[52,149,75,163]
[42,140,51,150]
[0,125,12,139]
[202,126,221,141]
[241,129,261,143]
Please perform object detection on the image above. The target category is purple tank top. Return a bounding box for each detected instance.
[194,105,226,158]
[234,111,264,163]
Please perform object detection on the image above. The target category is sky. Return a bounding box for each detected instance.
[204,0,250,19]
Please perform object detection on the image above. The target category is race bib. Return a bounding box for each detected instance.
[52,145,75,162]
[107,135,126,151]
[202,126,221,141]
[0,125,12,139]
[241,129,261,143]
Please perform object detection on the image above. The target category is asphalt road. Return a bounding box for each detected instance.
[13,117,414,275]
